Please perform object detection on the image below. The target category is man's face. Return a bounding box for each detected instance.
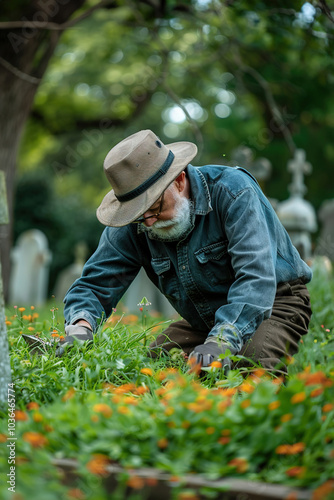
[141,183,193,240]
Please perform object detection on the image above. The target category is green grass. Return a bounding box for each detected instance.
[1,268,334,500]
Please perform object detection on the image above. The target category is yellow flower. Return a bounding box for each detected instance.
[140,367,153,376]
[268,400,281,411]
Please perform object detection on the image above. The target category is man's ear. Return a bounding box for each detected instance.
[174,171,186,192]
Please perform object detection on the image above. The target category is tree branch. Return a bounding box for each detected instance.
[232,47,297,155]
[317,0,334,23]
[0,55,40,85]
[0,0,116,31]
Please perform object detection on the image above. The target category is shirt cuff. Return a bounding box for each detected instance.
[207,323,243,351]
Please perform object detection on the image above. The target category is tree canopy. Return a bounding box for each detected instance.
[2,0,334,292]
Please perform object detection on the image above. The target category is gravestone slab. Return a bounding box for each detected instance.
[54,241,88,302]
[9,229,52,305]
[315,199,334,261]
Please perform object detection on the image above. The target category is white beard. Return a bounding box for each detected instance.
[143,196,193,241]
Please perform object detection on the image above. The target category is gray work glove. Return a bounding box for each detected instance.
[55,324,94,357]
[189,337,238,370]
[22,324,93,357]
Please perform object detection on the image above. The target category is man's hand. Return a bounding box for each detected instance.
[55,324,93,357]
[189,337,238,370]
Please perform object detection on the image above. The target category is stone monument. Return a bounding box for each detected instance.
[276,149,317,261]
[9,229,52,305]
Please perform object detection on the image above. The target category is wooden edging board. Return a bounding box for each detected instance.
[52,458,312,500]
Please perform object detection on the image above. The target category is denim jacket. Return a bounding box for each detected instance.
[64,164,312,350]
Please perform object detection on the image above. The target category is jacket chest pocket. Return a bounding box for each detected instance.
[151,258,181,300]
[194,241,234,285]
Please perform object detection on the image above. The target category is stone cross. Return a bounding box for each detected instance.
[231,145,272,181]
[287,148,312,198]
[0,170,12,402]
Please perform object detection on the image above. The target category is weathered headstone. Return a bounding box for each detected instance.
[276,149,317,261]
[9,229,52,305]
[231,145,272,182]
[54,241,88,302]
[0,170,12,402]
[315,199,334,262]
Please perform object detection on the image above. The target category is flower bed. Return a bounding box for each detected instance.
[1,273,334,499]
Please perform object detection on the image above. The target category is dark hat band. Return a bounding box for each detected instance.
[115,150,175,202]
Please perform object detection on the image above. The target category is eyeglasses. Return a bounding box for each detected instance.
[131,192,165,224]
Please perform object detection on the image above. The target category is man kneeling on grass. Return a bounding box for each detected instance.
[24,130,312,374]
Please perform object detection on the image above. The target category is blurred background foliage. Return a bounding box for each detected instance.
[12,0,334,293]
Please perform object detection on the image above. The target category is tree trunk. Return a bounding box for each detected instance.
[0,0,86,301]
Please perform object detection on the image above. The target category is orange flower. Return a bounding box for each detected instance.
[67,488,86,499]
[177,492,200,500]
[285,466,306,478]
[0,433,7,442]
[298,371,333,387]
[23,431,48,448]
[210,361,222,368]
[228,457,249,473]
[51,333,59,338]
[126,475,145,489]
[221,429,231,436]
[281,413,293,423]
[18,307,25,312]
[15,410,28,421]
[181,421,191,429]
[123,396,138,405]
[276,443,305,455]
[27,326,35,331]
[206,427,215,435]
[26,402,39,411]
[145,477,158,487]
[93,404,112,418]
[218,436,231,445]
[268,400,281,411]
[312,480,334,500]
[310,387,324,398]
[62,387,76,401]
[5,320,12,325]
[117,406,130,415]
[291,392,306,404]
[157,438,168,449]
[86,454,110,476]
[241,399,251,409]
[140,368,153,376]
[239,382,255,394]
[322,404,334,413]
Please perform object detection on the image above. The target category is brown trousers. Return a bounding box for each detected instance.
[149,279,312,374]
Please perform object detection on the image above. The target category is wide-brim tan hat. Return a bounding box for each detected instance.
[96,129,198,227]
